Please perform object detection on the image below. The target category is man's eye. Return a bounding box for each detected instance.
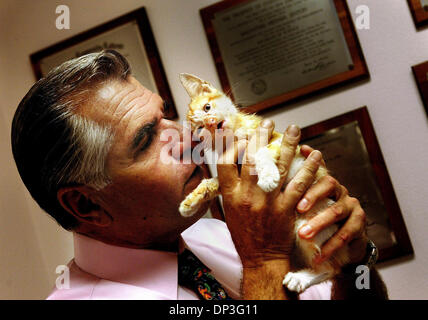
[139,134,154,151]
[137,122,156,152]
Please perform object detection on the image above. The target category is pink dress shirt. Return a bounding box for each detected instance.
[47,218,331,300]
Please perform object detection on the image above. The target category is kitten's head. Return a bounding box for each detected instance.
[179,73,238,139]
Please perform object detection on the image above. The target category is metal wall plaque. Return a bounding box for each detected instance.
[201,0,369,113]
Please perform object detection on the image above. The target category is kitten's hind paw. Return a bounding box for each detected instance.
[282,272,312,293]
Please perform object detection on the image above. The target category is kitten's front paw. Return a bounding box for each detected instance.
[257,168,280,192]
[254,148,280,192]
[179,201,200,218]
[282,272,312,293]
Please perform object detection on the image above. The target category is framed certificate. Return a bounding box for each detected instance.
[30,7,178,119]
[408,0,428,28]
[412,60,428,115]
[300,107,413,262]
[200,0,369,113]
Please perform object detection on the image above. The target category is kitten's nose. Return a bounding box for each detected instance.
[204,117,217,128]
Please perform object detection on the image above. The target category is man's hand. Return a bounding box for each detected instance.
[218,123,322,267]
[217,123,322,299]
[296,145,389,299]
[296,145,368,265]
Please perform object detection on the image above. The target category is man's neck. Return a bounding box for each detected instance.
[74,230,180,252]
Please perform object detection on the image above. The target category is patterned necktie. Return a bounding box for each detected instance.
[178,249,231,300]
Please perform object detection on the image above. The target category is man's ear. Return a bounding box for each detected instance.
[57,186,112,227]
[179,73,216,99]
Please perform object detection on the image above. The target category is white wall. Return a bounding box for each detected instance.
[0,0,427,299]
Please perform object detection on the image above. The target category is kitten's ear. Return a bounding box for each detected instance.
[179,73,216,99]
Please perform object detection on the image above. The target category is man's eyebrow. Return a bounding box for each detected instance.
[130,118,157,152]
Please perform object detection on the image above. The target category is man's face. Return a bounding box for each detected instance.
[82,77,208,248]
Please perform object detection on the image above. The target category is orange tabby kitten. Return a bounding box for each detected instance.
[178,73,350,293]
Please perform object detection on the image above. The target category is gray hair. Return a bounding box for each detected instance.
[59,109,113,190]
[11,50,130,230]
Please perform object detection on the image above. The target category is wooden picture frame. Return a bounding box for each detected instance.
[300,107,413,262]
[200,0,369,114]
[412,60,428,115]
[408,0,428,29]
[30,7,178,119]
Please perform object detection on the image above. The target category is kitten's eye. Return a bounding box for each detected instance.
[204,103,211,112]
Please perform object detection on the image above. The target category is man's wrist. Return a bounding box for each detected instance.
[240,253,291,268]
[241,258,292,300]
[242,258,291,272]
[332,267,388,300]
[333,240,387,299]
[343,239,378,274]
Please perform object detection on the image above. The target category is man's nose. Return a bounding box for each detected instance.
[171,126,199,163]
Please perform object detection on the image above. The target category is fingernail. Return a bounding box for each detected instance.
[298,198,309,211]
[310,150,322,162]
[299,224,313,237]
[286,125,300,138]
[261,119,273,128]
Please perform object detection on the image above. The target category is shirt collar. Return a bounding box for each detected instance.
[73,232,178,300]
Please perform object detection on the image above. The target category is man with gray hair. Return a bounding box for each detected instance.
[11,50,387,300]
